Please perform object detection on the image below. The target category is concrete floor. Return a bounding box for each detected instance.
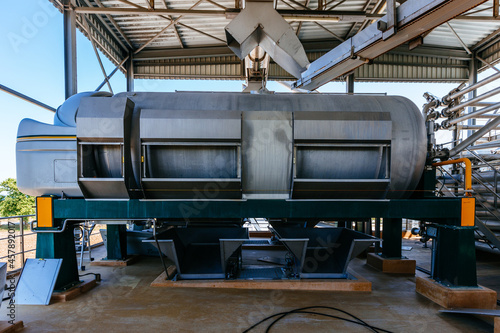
[2,238,498,333]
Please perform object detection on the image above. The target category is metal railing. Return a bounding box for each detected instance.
[435,161,500,251]
[0,214,104,274]
[466,147,500,208]
[0,214,36,274]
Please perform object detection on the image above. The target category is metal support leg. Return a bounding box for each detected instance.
[35,224,79,290]
[467,56,478,138]
[429,224,477,287]
[126,53,134,92]
[382,218,402,258]
[106,225,127,260]
[346,73,354,94]
[63,0,77,99]
[375,218,381,253]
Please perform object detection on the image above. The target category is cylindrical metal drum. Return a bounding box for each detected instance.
[17,92,426,200]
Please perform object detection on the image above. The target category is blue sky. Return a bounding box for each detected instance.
[0,0,479,181]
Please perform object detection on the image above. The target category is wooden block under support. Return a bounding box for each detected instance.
[151,270,371,292]
[51,277,97,303]
[248,231,273,238]
[495,317,500,333]
[91,255,139,267]
[366,253,416,274]
[0,321,23,333]
[416,276,497,309]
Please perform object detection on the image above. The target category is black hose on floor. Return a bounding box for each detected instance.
[416,265,431,275]
[243,306,393,333]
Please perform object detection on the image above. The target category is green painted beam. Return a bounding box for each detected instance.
[52,198,461,221]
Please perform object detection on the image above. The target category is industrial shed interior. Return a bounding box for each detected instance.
[2,0,500,332]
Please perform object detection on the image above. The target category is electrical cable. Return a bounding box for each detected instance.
[79,272,101,282]
[243,306,393,333]
[416,266,431,275]
[153,219,171,280]
[266,311,379,333]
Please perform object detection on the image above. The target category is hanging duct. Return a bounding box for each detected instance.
[225,0,310,78]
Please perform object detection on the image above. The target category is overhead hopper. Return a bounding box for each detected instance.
[225,0,310,79]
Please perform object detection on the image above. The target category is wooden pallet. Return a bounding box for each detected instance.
[0,321,23,333]
[51,277,97,303]
[91,255,139,267]
[151,269,371,292]
[366,253,416,274]
[416,276,497,309]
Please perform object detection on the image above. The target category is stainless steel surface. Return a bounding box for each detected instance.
[15,259,62,305]
[273,227,381,279]
[447,70,500,102]
[16,118,82,197]
[18,92,426,200]
[279,238,308,277]
[140,108,242,199]
[145,239,181,273]
[76,96,135,198]
[143,227,248,280]
[439,308,500,316]
[225,0,309,78]
[242,111,292,199]
[446,85,500,115]
[448,102,500,125]
[219,239,245,273]
[450,115,500,157]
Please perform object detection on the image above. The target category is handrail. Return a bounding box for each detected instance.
[30,219,70,233]
[466,148,499,175]
[0,214,34,220]
[471,174,500,201]
[0,214,104,274]
[433,158,472,197]
[0,232,36,242]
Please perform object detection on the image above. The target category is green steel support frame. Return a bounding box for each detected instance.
[429,224,478,287]
[106,225,128,260]
[382,218,403,258]
[35,197,477,287]
[35,225,80,290]
[51,198,463,222]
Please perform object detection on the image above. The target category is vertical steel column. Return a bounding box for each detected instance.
[106,225,127,260]
[126,53,134,92]
[36,225,80,290]
[63,0,77,99]
[382,218,402,258]
[467,56,478,139]
[375,218,381,253]
[346,73,354,94]
[431,225,477,287]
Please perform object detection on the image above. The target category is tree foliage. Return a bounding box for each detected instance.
[0,178,35,217]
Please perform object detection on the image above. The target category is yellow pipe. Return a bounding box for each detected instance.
[432,158,472,197]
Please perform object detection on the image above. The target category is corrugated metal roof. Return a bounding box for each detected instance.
[51,0,500,83]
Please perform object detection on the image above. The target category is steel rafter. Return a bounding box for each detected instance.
[63,0,77,99]
[293,0,488,91]
[0,84,56,112]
